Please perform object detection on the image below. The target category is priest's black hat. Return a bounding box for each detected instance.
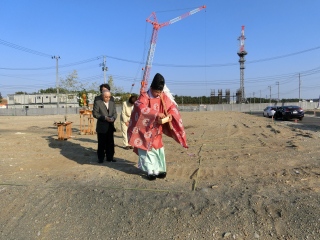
[150,73,165,91]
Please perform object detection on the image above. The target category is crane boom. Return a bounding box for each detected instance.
[140,5,206,92]
[160,5,206,28]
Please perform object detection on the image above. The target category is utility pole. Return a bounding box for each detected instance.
[298,73,301,102]
[260,90,261,103]
[52,56,60,111]
[268,85,271,104]
[276,81,279,102]
[100,56,108,83]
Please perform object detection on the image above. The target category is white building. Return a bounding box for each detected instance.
[6,93,95,109]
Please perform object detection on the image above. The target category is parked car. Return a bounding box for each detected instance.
[263,106,277,117]
[273,106,304,121]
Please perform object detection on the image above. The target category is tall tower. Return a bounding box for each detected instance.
[237,26,247,103]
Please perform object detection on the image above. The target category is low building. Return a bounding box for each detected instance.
[6,93,97,109]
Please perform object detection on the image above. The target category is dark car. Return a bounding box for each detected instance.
[274,105,304,121]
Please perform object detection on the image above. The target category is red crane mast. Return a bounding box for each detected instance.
[140,5,206,92]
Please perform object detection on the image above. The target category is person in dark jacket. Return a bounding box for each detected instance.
[94,84,114,102]
[93,91,117,163]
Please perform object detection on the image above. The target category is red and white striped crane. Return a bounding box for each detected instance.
[139,5,206,92]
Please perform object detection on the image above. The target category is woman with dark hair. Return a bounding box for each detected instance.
[120,94,138,150]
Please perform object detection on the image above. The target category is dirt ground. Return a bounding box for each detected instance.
[0,111,320,239]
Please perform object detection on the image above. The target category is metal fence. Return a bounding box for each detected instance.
[178,102,319,112]
[0,107,80,116]
[0,102,318,116]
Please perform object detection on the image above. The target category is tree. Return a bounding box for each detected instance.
[0,92,2,103]
[38,87,68,94]
[107,75,114,91]
[59,70,82,93]
[108,75,123,94]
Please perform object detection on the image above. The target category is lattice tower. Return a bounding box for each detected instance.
[237,26,247,103]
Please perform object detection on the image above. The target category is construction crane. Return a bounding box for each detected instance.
[139,5,206,92]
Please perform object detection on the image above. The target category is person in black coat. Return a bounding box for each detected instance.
[93,90,117,163]
[94,83,114,102]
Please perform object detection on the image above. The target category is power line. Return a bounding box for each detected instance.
[247,46,320,64]
[2,43,320,71]
[0,56,103,70]
[1,44,320,70]
[2,63,320,87]
[0,39,53,58]
[105,45,320,68]
[60,56,103,68]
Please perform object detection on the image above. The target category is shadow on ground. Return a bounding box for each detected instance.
[45,135,141,176]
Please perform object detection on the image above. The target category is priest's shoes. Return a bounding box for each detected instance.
[157,172,167,179]
[147,174,157,181]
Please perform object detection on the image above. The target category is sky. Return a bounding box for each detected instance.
[1,0,320,100]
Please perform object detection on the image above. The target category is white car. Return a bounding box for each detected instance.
[263,106,276,117]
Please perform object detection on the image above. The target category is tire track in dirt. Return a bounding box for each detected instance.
[167,113,319,192]
[0,186,53,236]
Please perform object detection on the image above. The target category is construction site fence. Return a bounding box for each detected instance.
[0,102,318,116]
[179,101,319,113]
